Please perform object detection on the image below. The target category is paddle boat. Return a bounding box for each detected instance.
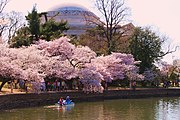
[56,96,75,107]
[56,100,75,106]
[46,96,74,112]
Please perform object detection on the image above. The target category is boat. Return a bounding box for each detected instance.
[45,99,74,112]
[56,100,75,107]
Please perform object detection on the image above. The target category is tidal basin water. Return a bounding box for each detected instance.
[1,97,180,120]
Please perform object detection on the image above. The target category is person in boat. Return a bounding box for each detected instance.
[58,97,64,106]
[65,96,71,104]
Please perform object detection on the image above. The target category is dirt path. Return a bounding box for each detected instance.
[0,88,25,95]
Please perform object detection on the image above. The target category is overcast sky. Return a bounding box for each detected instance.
[4,0,180,64]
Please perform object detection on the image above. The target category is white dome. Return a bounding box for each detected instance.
[44,4,99,36]
[53,5,89,12]
[50,5,97,17]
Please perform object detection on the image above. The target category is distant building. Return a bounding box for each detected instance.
[41,5,99,36]
[41,4,134,38]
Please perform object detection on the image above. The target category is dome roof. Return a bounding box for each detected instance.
[50,4,96,16]
[45,4,99,36]
[52,5,89,12]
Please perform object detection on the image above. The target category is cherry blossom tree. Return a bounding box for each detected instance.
[159,61,178,86]
[0,57,26,90]
[0,36,143,93]
[36,37,105,92]
[0,45,23,90]
[143,68,158,81]
[0,44,45,91]
[79,66,104,93]
[91,53,143,82]
[36,37,97,79]
[79,52,143,92]
[35,37,103,92]
[159,62,172,77]
[44,59,78,80]
[37,37,97,67]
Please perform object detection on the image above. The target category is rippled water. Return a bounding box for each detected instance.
[0,97,180,120]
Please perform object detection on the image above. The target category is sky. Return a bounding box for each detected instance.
[4,0,180,64]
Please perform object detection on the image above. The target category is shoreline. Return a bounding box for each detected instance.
[1,88,180,110]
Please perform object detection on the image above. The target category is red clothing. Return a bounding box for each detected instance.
[59,98,63,105]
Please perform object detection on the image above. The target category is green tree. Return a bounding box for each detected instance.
[129,27,165,73]
[40,19,69,41]
[10,7,69,47]
[25,6,40,41]
[9,26,31,47]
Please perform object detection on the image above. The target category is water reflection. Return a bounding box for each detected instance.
[0,97,180,120]
[155,98,180,120]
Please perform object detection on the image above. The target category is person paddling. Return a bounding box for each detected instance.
[59,97,64,106]
[65,96,71,104]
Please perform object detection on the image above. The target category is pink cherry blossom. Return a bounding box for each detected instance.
[0,37,144,93]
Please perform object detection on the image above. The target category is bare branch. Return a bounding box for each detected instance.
[0,11,25,42]
[95,0,130,54]
[159,45,180,57]
[0,0,9,13]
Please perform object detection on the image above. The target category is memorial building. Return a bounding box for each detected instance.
[41,4,100,36]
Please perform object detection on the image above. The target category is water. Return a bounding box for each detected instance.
[1,97,180,120]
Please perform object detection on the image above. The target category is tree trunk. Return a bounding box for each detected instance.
[0,81,7,91]
[107,39,111,54]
